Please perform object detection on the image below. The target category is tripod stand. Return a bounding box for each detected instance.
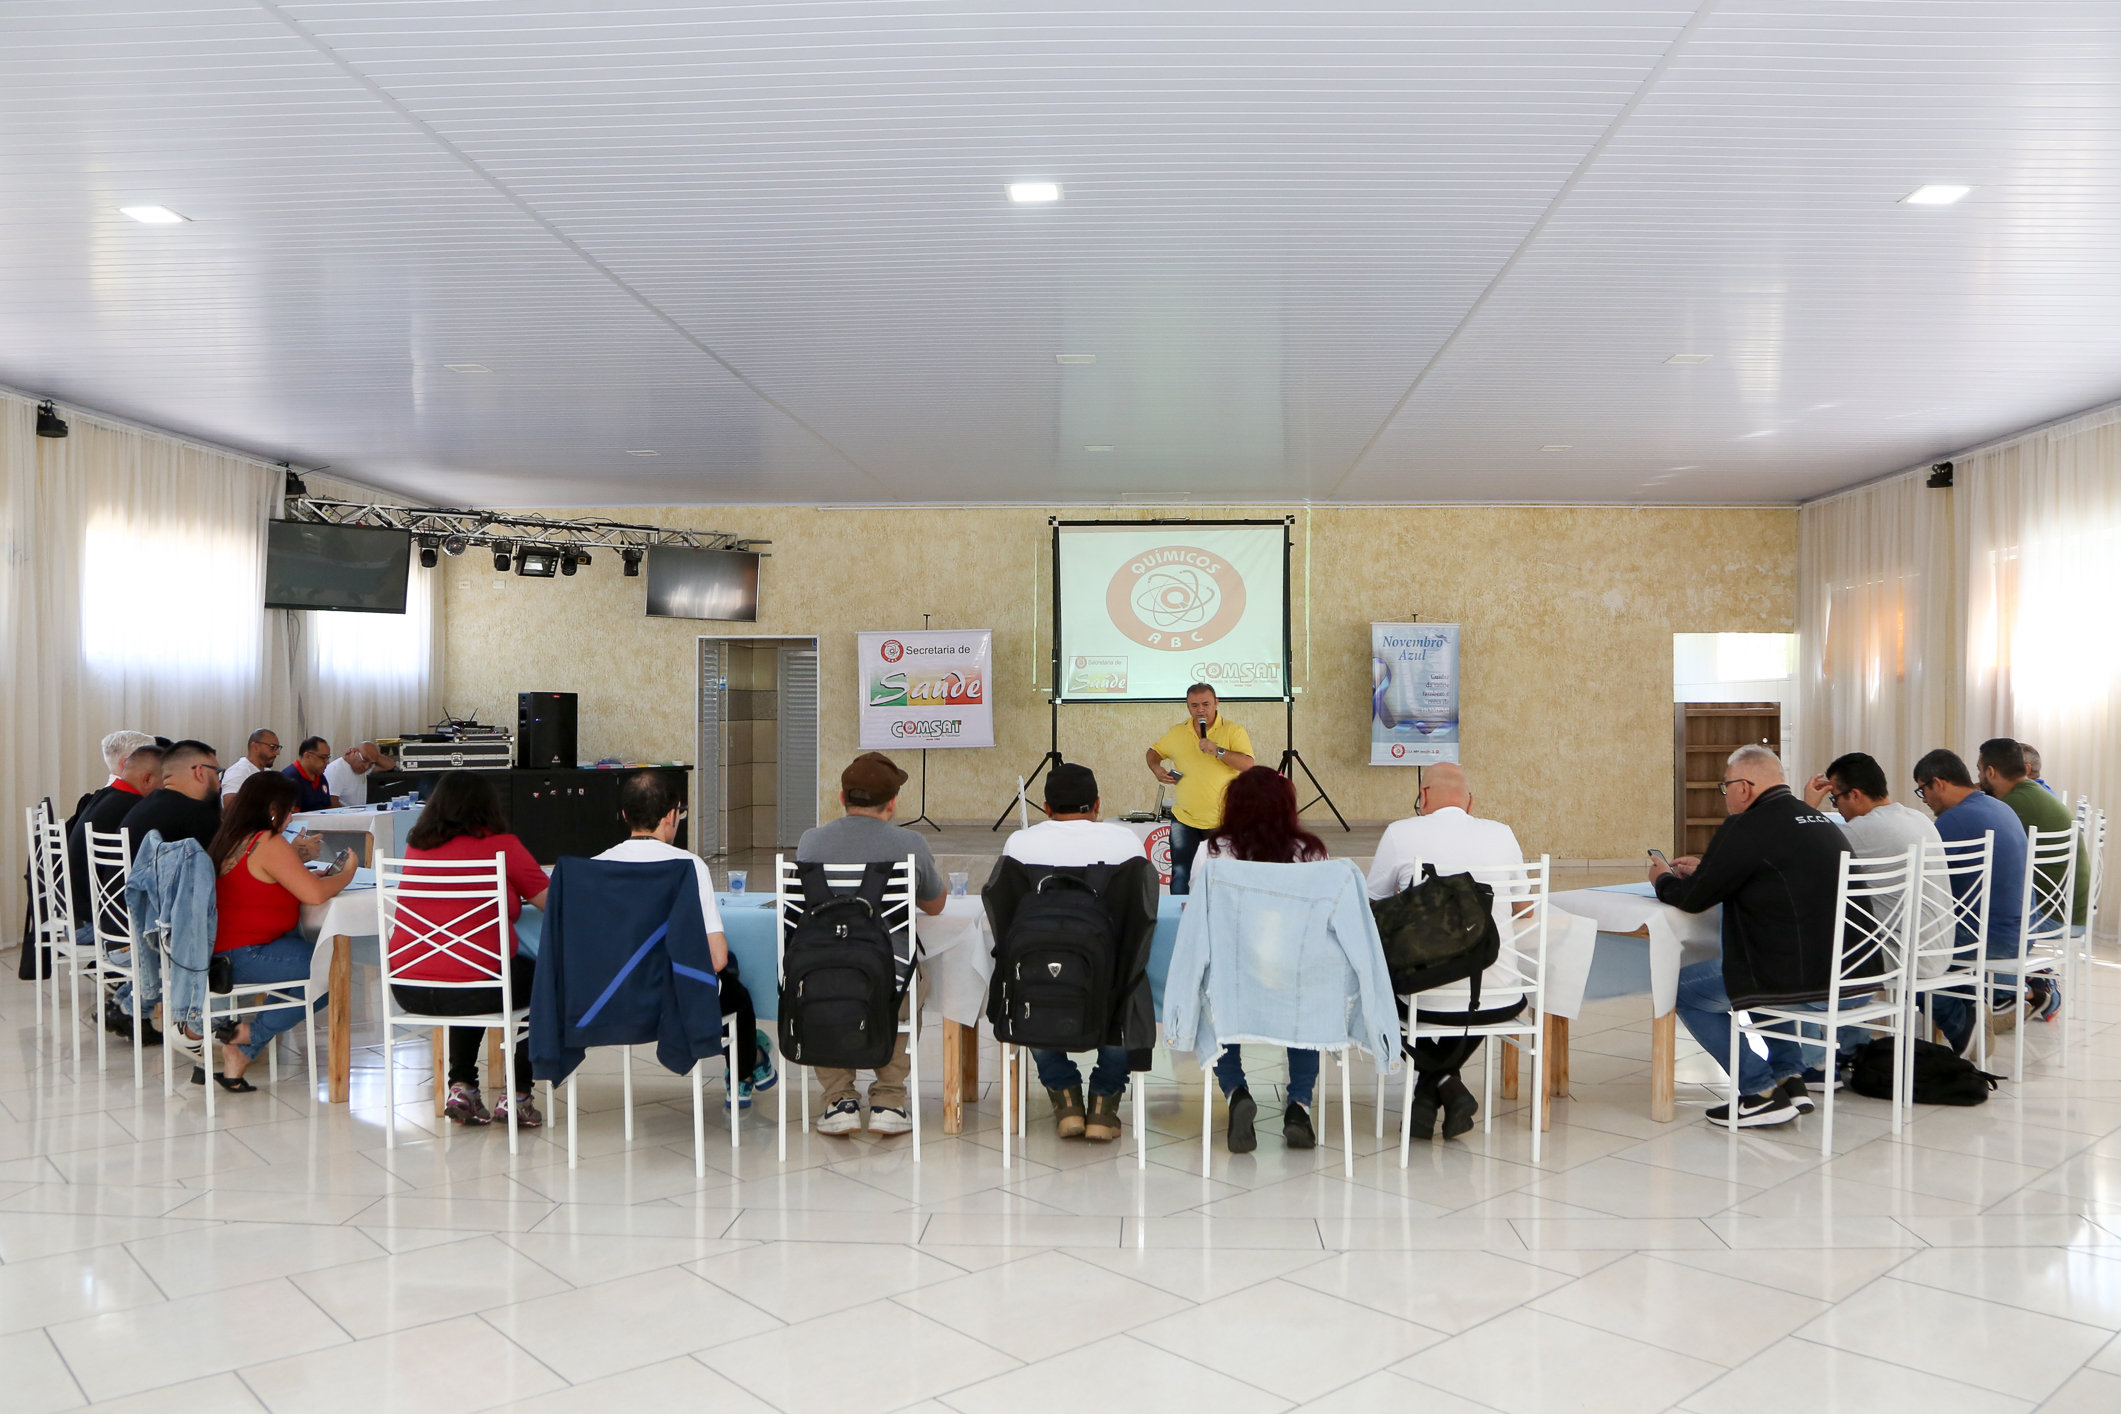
[992,696,1062,831]
[902,749,942,832]
[1277,695,1349,831]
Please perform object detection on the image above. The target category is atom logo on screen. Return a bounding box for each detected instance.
[1106,546,1247,651]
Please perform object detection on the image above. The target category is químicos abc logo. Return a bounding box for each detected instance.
[891,719,964,739]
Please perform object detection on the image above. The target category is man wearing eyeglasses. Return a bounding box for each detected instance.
[1649,744,1854,1128]
[1913,748,2030,1054]
[119,740,226,858]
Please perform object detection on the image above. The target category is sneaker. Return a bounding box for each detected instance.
[1798,1064,1845,1093]
[1705,1091,1798,1128]
[1779,1076,1814,1114]
[2034,978,2063,1023]
[750,1034,778,1091]
[868,1105,912,1136]
[1438,1074,1479,1140]
[735,1080,754,1110]
[1084,1091,1122,1143]
[816,1098,863,1135]
[444,1082,491,1126]
[1226,1086,1258,1154]
[491,1092,543,1129]
[1048,1086,1087,1139]
[1986,996,2020,1040]
[1282,1099,1315,1150]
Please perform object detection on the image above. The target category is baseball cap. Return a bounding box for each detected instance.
[1044,762,1099,814]
[841,752,909,807]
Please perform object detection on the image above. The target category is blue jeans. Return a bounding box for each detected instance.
[1675,958,1840,1097]
[223,932,324,1061]
[1033,1046,1130,1098]
[1215,1045,1318,1106]
[1168,820,1206,896]
[1929,934,2033,1053]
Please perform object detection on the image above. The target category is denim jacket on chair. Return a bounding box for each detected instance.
[124,830,217,1036]
[1162,856,1401,1074]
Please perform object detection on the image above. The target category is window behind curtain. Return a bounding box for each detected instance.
[310,559,431,686]
[81,513,261,677]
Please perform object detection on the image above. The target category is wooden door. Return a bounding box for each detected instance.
[1674,702,1782,856]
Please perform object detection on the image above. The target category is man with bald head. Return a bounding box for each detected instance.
[324,740,397,809]
[1653,745,1856,1128]
[1367,763,1528,1140]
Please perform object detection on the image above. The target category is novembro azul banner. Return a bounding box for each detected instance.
[1372,623,1460,765]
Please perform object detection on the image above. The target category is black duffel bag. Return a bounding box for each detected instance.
[1370,864,1501,1009]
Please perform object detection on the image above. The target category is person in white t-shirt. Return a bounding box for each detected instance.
[1365,763,1527,1142]
[593,770,775,1102]
[1001,763,1145,1142]
[322,741,397,809]
[220,728,281,799]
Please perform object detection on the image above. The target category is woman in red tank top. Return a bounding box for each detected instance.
[203,774,358,1091]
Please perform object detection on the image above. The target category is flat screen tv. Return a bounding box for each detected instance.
[645,546,760,622]
[264,521,412,614]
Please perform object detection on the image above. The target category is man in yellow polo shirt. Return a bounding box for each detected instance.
[1145,682,1256,894]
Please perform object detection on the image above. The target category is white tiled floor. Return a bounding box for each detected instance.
[6,952,2121,1413]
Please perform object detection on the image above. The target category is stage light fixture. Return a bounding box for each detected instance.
[574,550,592,569]
[1927,461,1954,489]
[441,533,469,557]
[417,535,439,569]
[492,542,513,571]
[622,548,643,577]
[559,551,578,577]
[35,400,68,438]
[515,546,561,578]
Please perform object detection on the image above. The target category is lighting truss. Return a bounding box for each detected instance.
[281,498,769,558]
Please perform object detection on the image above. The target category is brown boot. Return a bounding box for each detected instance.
[1083,1091,1122,1142]
[1049,1086,1086,1139]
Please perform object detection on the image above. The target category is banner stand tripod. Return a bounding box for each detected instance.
[1277,694,1349,832]
[898,611,942,831]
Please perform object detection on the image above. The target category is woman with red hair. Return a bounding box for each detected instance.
[1189,766,1330,1152]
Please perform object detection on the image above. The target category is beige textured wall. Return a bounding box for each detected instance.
[443,505,1795,859]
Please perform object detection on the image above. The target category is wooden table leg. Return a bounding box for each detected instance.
[328,934,352,1103]
[1501,1039,1519,1100]
[433,1030,447,1116]
[942,1019,969,1134]
[1546,1015,1570,1098]
[1651,1009,1677,1122]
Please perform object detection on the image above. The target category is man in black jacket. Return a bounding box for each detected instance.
[1653,745,1856,1128]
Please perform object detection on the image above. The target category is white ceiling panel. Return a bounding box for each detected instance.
[1,1,2117,505]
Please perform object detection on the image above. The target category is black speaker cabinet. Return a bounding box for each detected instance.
[517,691,577,770]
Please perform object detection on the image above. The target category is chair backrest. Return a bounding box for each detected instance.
[1831,845,1919,996]
[1916,832,1991,976]
[773,853,920,971]
[2085,808,2107,925]
[83,824,132,950]
[29,805,73,934]
[375,852,513,991]
[2021,822,2079,951]
[1460,855,1551,988]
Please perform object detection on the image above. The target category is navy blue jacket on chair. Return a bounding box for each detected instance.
[530,858,722,1084]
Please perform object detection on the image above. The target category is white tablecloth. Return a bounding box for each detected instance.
[1549,883,1723,1014]
[919,896,994,1027]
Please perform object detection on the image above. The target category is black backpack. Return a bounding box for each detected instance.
[1370,864,1502,1008]
[988,866,1121,1051]
[778,862,912,1069]
[1847,1037,2001,1107]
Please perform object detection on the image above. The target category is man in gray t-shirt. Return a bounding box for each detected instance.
[795,752,946,1137]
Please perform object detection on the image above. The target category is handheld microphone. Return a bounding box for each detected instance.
[1195,718,1207,741]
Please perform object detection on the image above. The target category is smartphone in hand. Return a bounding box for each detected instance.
[1647,848,1670,868]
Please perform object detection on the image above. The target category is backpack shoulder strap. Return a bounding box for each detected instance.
[857,860,898,910]
[796,861,838,909]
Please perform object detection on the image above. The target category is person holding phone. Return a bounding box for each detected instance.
[1144,682,1255,895]
[203,772,357,1091]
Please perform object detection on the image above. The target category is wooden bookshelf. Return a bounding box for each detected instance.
[1672,702,1782,857]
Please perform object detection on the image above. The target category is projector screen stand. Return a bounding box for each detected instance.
[992,697,1062,831]
[1278,695,1349,831]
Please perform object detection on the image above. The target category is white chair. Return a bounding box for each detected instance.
[377,853,533,1152]
[1979,823,2079,1081]
[998,1042,1149,1171]
[2075,804,2107,977]
[1398,856,1553,1168]
[774,854,923,1162]
[1734,846,1918,1155]
[27,804,89,1062]
[1907,833,1994,1072]
[83,824,147,1086]
[176,938,319,1120]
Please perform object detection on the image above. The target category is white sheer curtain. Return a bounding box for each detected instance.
[1959,406,2121,819]
[1,395,442,929]
[1794,468,1956,792]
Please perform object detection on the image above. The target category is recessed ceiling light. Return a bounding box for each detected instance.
[1902,185,1971,206]
[1084,445,1115,453]
[1539,445,1572,452]
[1055,354,1097,365]
[1737,430,1776,440]
[1007,182,1062,204]
[444,364,492,373]
[1665,353,1713,365]
[626,449,660,457]
[118,205,188,224]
